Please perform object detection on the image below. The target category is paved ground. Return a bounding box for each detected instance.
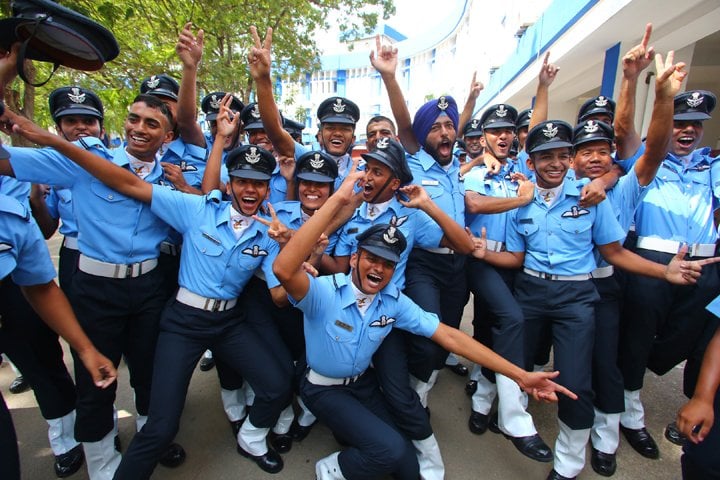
[2,235,689,479]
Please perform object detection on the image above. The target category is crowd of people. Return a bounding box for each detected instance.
[1,19,719,480]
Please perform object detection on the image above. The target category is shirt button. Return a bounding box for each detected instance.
[335,336,339,341]
[202,248,206,253]
[108,194,113,200]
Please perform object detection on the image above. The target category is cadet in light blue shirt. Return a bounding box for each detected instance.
[272,167,576,480]
[478,120,715,480]
[8,101,294,477]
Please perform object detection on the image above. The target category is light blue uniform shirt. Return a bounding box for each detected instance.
[406,148,465,226]
[8,138,170,264]
[45,188,77,237]
[512,150,533,179]
[291,272,440,378]
[269,201,338,254]
[334,198,442,288]
[0,176,31,207]
[0,194,56,285]
[160,138,208,189]
[506,178,625,275]
[151,187,279,299]
[634,148,717,244]
[464,162,520,243]
[706,294,720,318]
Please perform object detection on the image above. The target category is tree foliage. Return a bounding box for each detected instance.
[2,0,395,136]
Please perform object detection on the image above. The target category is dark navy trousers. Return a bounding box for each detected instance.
[113,299,292,479]
[301,369,419,480]
[592,274,625,414]
[516,273,598,429]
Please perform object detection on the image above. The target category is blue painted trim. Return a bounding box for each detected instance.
[601,42,620,98]
[476,0,600,113]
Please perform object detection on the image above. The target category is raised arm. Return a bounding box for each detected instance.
[615,24,654,160]
[273,165,364,301]
[201,95,238,193]
[633,51,686,185]
[248,26,296,158]
[7,111,153,203]
[175,22,207,148]
[458,72,483,132]
[527,51,559,131]
[370,36,419,153]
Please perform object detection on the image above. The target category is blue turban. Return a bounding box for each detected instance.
[412,96,459,147]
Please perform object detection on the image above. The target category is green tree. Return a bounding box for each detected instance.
[2,0,395,137]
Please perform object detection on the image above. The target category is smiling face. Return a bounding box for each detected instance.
[670,120,704,157]
[571,140,613,180]
[124,101,174,162]
[527,147,571,189]
[424,114,456,165]
[298,179,332,213]
[226,177,269,215]
[350,249,396,294]
[481,127,515,161]
[247,128,274,153]
[57,115,103,142]
[319,122,355,156]
[362,159,400,204]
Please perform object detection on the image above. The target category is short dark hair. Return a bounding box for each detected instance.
[131,93,174,129]
[366,115,396,133]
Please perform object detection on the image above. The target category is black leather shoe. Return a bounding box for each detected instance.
[158,442,186,468]
[199,356,215,371]
[507,433,553,462]
[620,425,659,459]
[465,380,478,396]
[546,469,575,480]
[9,375,30,394]
[664,421,684,446]
[54,444,84,478]
[288,420,315,441]
[269,432,292,454]
[468,411,489,435]
[237,443,283,474]
[446,363,469,376]
[591,447,617,477]
[488,412,501,434]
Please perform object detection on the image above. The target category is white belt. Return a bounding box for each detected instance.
[591,265,615,279]
[636,236,715,258]
[306,369,363,386]
[176,287,237,312]
[78,254,158,279]
[485,239,505,253]
[523,268,591,282]
[160,241,180,257]
[62,236,78,250]
[421,247,454,255]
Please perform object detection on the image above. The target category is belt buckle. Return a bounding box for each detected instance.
[210,299,225,312]
[689,243,698,257]
[124,264,135,278]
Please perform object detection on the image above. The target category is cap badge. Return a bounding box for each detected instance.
[437,96,449,111]
[527,109,533,118]
[687,92,704,108]
[584,121,599,133]
[470,119,479,129]
[309,154,324,169]
[245,147,261,164]
[594,96,608,107]
[209,95,222,110]
[542,123,558,138]
[251,105,261,119]
[332,98,346,113]
[146,76,160,89]
[496,105,507,117]
[68,87,86,104]
[376,137,389,149]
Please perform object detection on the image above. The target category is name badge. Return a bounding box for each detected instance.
[421,179,439,186]
[335,320,353,332]
[519,218,534,224]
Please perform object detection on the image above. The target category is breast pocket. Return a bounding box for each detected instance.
[559,217,593,236]
[424,184,445,200]
[325,319,355,344]
[367,325,391,342]
[88,180,134,225]
[517,221,540,238]
[188,231,224,257]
